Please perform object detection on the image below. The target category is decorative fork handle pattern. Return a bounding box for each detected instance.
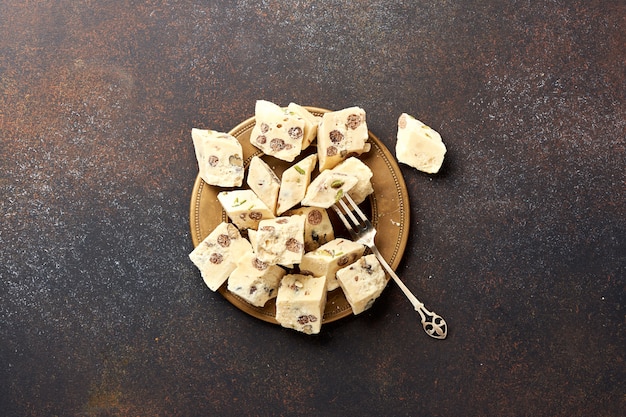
[369,245,448,339]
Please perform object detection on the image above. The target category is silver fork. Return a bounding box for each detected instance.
[332,194,448,339]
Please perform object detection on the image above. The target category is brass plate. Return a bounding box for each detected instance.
[189,106,410,324]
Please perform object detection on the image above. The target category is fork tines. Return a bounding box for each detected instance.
[332,193,371,238]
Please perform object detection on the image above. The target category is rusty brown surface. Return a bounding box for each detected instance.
[1,1,624,416]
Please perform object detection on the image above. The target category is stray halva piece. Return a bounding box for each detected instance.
[247,156,281,214]
[275,274,327,335]
[317,106,370,171]
[336,254,388,314]
[250,100,305,162]
[276,153,317,215]
[217,189,275,230]
[395,113,447,174]
[227,251,286,307]
[285,207,334,252]
[189,222,252,291]
[191,128,244,187]
[301,171,359,209]
[253,215,306,267]
[299,238,366,291]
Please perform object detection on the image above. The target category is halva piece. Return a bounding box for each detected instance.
[191,128,244,187]
[330,157,374,205]
[189,222,253,291]
[336,254,388,314]
[275,274,327,334]
[247,156,281,214]
[301,171,359,209]
[253,215,306,267]
[299,238,365,291]
[217,189,275,230]
[276,153,318,215]
[286,102,321,150]
[317,107,370,171]
[250,100,306,162]
[395,113,446,174]
[227,251,286,307]
[285,207,334,252]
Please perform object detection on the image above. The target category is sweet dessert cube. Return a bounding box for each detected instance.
[275,274,327,334]
[301,171,358,209]
[250,100,306,162]
[299,238,365,291]
[227,251,286,307]
[336,254,388,314]
[276,153,317,215]
[191,128,244,187]
[247,156,281,214]
[395,113,446,174]
[253,215,306,267]
[285,207,334,252]
[331,157,374,205]
[317,107,369,171]
[286,102,321,150]
[217,189,275,230]
[189,222,253,291]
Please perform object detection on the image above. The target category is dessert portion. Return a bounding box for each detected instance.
[217,189,275,230]
[285,207,334,252]
[191,128,244,187]
[331,157,374,205]
[275,274,327,335]
[249,100,306,162]
[395,113,446,174]
[299,238,366,291]
[189,222,253,291]
[252,215,306,267]
[247,156,281,214]
[301,171,359,208]
[317,107,370,171]
[336,254,388,314]
[276,153,317,215]
[286,102,321,150]
[227,251,286,307]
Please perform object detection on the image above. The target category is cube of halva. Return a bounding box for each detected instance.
[336,254,388,314]
[395,113,446,174]
[189,222,252,291]
[276,153,317,215]
[191,128,244,187]
[286,102,321,150]
[317,107,369,171]
[247,156,281,214]
[299,238,365,291]
[227,251,286,307]
[331,157,374,205]
[253,215,306,267]
[217,189,275,230]
[285,207,334,252]
[275,274,327,334]
[250,100,306,162]
[301,171,358,209]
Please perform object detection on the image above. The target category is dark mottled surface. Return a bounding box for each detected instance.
[1,0,624,416]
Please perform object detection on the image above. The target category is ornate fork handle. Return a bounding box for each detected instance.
[369,245,448,339]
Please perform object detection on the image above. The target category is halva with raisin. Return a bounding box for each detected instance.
[275,274,327,335]
[188,222,253,291]
[191,128,244,187]
[336,254,388,314]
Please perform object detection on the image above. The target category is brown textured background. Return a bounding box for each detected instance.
[1,1,624,416]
